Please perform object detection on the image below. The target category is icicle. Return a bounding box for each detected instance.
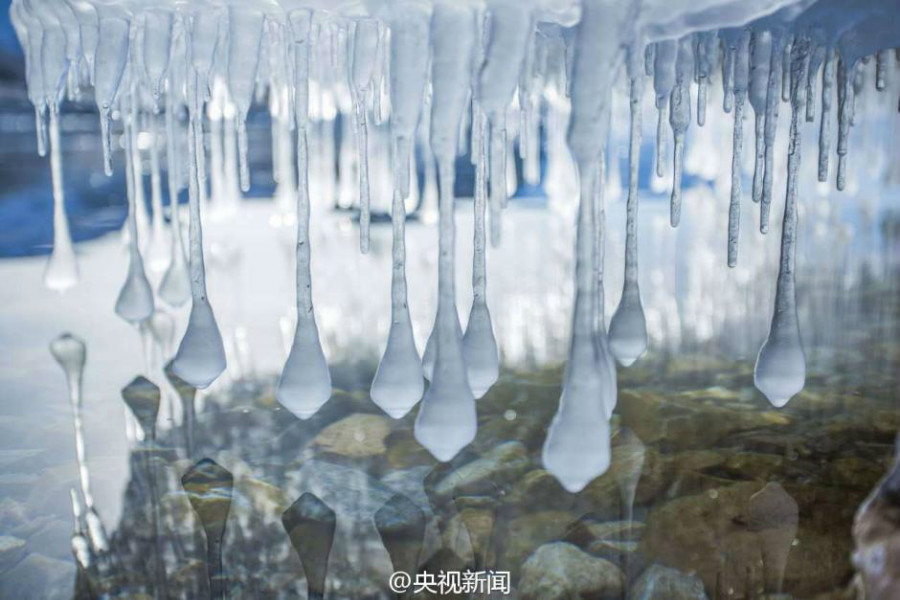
[780,37,792,103]
[806,45,825,123]
[653,40,676,179]
[50,334,109,553]
[875,50,888,92]
[754,38,808,409]
[696,33,715,126]
[115,91,155,325]
[669,37,693,228]
[170,69,227,390]
[721,36,735,114]
[749,31,771,204]
[489,117,507,246]
[836,58,855,191]
[609,69,648,367]
[147,114,170,273]
[351,19,379,254]
[477,0,534,246]
[94,17,129,176]
[143,9,173,104]
[418,3,479,460]
[727,31,750,268]
[226,7,263,192]
[593,155,617,419]
[371,6,429,419]
[760,31,785,233]
[817,48,834,183]
[43,108,79,291]
[159,87,191,307]
[276,10,332,421]
[463,111,500,398]
[543,163,611,493]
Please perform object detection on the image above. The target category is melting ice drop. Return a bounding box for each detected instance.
[121,376,161,441]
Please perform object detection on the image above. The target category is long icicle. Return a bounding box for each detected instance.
[276,9,332,420]
[728,31,750,268]
[754,37,808,408]
[836,58,855,191]
[669,38,693,227]
[817,48,834,183]
[749,31,771,204]
[760,31,785,233]
[609,69,648,367]
[170,67,227,389]
[44,106,79,291]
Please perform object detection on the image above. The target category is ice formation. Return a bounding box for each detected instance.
[12,0,900,490]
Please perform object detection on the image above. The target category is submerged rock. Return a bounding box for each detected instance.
[429,441,530,501]
[630,564,708,600]
[641,481,856,597]
[311,413,393,457]
[518,542,624,600]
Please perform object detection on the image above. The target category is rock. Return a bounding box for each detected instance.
[442,508,495,569]
[384,429,437,470]
[630,564,709,600]
[641,482,857,598]
[430,442,530,501]
[311,413,393,457]
[518,542,624,600]
[506,469,578,511]
[0,535,26,572]
[827,457,885,490]
[566,520,645,547]
[748,483,798,594]
[497,510,577,579]
[0,553,75,600]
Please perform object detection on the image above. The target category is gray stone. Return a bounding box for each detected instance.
[519,542,624,600]
[431,441,531,501]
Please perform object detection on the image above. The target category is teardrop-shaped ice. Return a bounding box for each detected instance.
[415,305,476,462]
[115,245,155,324]
[44,109,79,292]
[158,242,191,307]
[50,333,86,399]
[543,166,612,493]
[171,74,226,390]
[171,299,226,390]
[608,71,647,368]
[371,309,424,419]
[116,111,154,324]
[755,39,808,409]
[462,301,499,399]
[543,345,612,493]
[277,316,332,419]
[608,289,647,367]
[121,375,161,440]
